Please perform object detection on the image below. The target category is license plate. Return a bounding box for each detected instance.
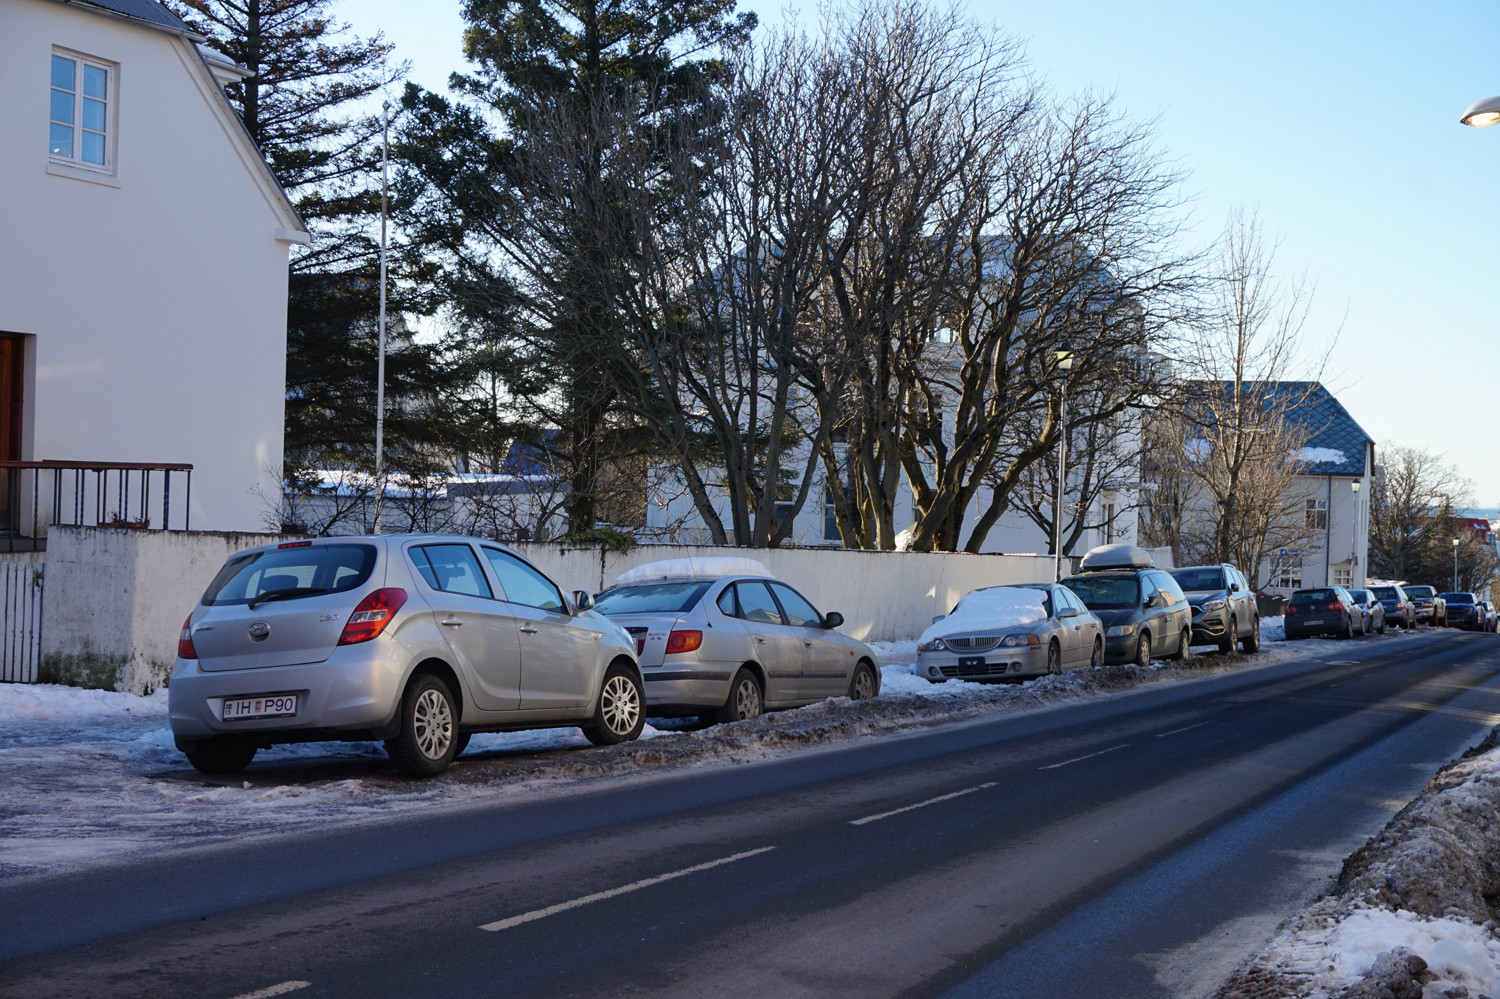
[958,656,987,668]
[222,694,297,721]
[1302,619,1323,627]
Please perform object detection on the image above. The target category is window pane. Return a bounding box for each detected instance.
[83,64,107,99]
[50,89,73,125]
[413,544,492,598]
[51,55,75,91]
[769,582,821,627]
[81,131,105,164]
[737,582,783,625]
[482,549,563,611]
[82,97,105,132]
[49,123,73,157]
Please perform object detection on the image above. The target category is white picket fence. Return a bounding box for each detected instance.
[0,560,43,683]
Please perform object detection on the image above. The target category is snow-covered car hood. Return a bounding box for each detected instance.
[918,587,1048,645]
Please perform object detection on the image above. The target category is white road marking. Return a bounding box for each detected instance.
[479,847,776,932]
[1038,744,1129,770]
[1155,723,1206,738]
[849,782,997,826]
[225,982,310,999]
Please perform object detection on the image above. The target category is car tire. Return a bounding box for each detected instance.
[1241,617,1261,653]
[385,673,459,778]
[1045,640,1063,675]
[848,661,878,700]
[1342,615,1356,640]
[184,737,257,776]
[1090,636,1104,668]
[582,664,646,746]
[1377,618,1386,635]
[716,668,764,724]
[1174,627,1193,662]
[1218,617,1235,654]
[1134,632,1152,668]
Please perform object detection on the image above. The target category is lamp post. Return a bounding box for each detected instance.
[1053,345,1074,581]
[1350,479,1361,587]
[373,101,390,534]
[1453,537,1460,592]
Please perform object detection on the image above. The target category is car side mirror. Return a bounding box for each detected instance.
[823,611,844,629]
[1144,593,1161,609]
[932,614,947,625]
[572,590,594,613]
[1058,607,1078,618]
[1229,582,1240,593]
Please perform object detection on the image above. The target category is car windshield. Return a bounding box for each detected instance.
[1170,568,1225,591]
[593,581,712,615]
[1064,575,1139,610]
[1406,586,1436,598]
[1290,589,1337,605]
[1370,587,1398,599]
[1442,593,1475,604]
[202,544,376,606]
[1349,590,1371,602]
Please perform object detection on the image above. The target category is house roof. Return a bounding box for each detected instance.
[59,0,195,36]
[1195,381,1372,477]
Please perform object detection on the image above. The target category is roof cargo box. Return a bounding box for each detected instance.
[1078,544,1155,572]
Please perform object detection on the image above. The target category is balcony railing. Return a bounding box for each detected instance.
[0,461,193,552]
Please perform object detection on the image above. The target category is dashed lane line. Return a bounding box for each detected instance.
[225,982,310,999]
[849,783,998,826]
[1038,744,1130,770]
[479,847,777,932]
[1156,723,1207,738]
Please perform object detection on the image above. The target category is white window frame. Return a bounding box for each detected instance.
[49,49,116,173]
[1275,560,1303,590]
[1333,567,1352,587]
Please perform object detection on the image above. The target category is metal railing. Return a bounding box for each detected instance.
[0,461,193,551]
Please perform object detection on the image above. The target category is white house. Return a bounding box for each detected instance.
[0,0,306,533]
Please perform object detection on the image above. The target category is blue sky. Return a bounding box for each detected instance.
[343,0,1500,505]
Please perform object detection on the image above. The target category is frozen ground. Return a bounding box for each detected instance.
[3,621,1497,996]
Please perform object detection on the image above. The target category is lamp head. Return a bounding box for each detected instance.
[1351,479,1360,493]
[1055,345,1074,371]
[1461,96,1500,127]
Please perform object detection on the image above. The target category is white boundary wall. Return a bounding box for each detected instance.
[38,528,1058,693]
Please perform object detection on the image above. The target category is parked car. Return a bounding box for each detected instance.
[1167,563,1261,653]
[1369,584,1416,629]
[1063,545,1193,667]
[1481,600,1500,633]
[1404,585,1447,627]
[1283,586,1363,639]
[591,558,879,720]
[1440,592,1484,631]
[1348,589,1387,635]
[914,583,1104,683]
[168,535,645,777]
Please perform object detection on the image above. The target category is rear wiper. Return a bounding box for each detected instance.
[249,587,329,610]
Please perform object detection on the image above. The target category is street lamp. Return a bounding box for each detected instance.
[1350,479,1361,586]
[1461,96,1500,127]
[1053,345,1074,581]
[373,101,390,534]
[1453,537,1460,592]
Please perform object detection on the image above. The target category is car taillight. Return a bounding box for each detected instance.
[665,630,703,654]
[1327,602,1342,611]
[339,588,408,646]
[1286,605,1297,615]
[177,615,197,659]
[636,636,647,655]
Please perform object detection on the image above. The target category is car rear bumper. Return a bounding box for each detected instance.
[640,663,735,710]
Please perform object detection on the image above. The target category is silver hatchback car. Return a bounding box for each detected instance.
[168,535,644,777]
[591,558,880,722]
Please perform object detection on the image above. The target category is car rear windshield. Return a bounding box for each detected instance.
[1169,568,1226,591]
[593,581,712,615]
[1064,575,1140,610]
[1290,589,1337,604]
[1370,587,1398,599]
[202,544,377,606]
[1442,593,1475,604]
[1405,586,1436,598]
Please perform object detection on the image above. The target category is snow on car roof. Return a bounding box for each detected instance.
[919,585,1048,644]
[613,557,774,586]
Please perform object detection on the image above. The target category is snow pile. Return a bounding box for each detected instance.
[1298,446,1349,465]
[613,557,772,586]
[919,586,1048,646]
[1220,734,1500,998]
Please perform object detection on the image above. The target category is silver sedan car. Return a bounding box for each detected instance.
[591,559,880,722]
[914,582,1104,683]
[168,534,644,777]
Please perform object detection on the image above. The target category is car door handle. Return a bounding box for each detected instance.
[755,636,767,644]
[440,616,462,627]
[803,640,814,648]
[520,625,539,635]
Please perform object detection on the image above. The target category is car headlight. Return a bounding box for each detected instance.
[1000,634,1042,647]
[1106,624,1135,638]
[1201,599,1227,612]
[917,638,947,653]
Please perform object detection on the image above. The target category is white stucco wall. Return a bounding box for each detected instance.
[0,1,299,532]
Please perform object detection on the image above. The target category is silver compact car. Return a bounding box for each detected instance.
[914,583,1104,683]
[168,535,644,777]
[591,558,879,722]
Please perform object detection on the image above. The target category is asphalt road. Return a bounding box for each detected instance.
[4,631,1499,999]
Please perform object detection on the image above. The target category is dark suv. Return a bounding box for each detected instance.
[1064,545,1194,667]
[1168,563,1261,654]
[1441,592,1483,631]
[1369,584,1415,629]
[1284,586,1361,639]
